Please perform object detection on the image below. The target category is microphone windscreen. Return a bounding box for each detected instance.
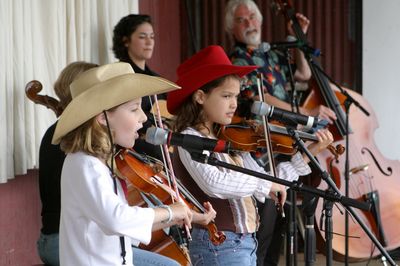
[251,101,270,116]
[145,127,167,145]
[259,42,271,53]
[236,97,253,118]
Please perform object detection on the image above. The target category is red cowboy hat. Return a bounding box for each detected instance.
[167,45,258,115]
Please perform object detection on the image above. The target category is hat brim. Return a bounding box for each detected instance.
[52,73,180,144]
[167,64,257,115]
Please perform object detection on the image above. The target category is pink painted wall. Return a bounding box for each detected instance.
[0,170,42,265]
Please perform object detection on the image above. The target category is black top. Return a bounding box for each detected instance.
[122,58,166,161]
[38,122,65,234]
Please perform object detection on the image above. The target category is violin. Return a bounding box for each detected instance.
[114,148,226,246]
[218,116,344,159]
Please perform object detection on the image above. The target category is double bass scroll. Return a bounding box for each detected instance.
[25,80,63,117]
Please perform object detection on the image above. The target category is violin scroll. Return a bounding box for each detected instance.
[327,144,345,160]
[206,224,226,246]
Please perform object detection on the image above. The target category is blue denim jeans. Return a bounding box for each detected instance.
[189,228,258,266]
[132,246,180,266]
[37,232,59,266]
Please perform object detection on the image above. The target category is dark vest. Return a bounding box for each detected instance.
[172,151,239,232]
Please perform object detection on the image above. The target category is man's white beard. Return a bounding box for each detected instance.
[243,32,261,47]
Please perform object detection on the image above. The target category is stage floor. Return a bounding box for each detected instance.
[279,252,399,265]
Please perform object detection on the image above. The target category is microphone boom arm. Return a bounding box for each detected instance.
[189,151,368,211]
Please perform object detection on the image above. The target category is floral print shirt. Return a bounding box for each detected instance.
[230,42,293,104]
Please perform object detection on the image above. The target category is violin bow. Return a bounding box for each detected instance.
[256,74,285,217]
[150,95,226,246]
[256,73,276,175]
[149,94,193,241]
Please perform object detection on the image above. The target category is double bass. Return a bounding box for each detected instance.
[308,88,400,260]
[274,0,400,261]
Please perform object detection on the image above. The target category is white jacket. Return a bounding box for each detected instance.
[60,152,154,266]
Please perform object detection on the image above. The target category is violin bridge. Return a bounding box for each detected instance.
[349,164,369,176]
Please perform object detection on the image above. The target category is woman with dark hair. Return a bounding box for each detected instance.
[112,14,155,75]
[112,14,167,160]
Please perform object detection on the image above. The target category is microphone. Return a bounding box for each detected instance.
[251,101,318,130]
[145,127,232,153]
[260,41,321,57]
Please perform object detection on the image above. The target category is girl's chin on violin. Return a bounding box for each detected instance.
[222,117,233,126]
[222,112,235,124]
[121,131,139,148]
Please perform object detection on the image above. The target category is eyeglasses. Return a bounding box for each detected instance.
[234,13,257,25]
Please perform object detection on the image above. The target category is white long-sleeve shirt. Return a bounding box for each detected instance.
[59,152,155,266]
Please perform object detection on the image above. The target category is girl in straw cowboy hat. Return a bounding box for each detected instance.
[167,45,333,265]
[38,62,201,266]
[51,62,211,265]
[37,61,98,266]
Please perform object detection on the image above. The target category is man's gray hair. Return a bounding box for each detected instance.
[224,0,263,34]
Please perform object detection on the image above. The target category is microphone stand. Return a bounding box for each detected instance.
[283,47,300,113]
[309,60,372,265]
[187,150,396,266]
[302,188,319,266]
[282,47,300,266]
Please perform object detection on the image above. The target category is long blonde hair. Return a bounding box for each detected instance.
[60,117,113,161]
[55,61,114,159]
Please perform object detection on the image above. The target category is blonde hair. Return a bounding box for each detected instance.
[60,117,113,161]
[54,61,98,109]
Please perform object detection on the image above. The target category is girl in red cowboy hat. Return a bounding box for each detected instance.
[51,62,217,266]
[167,45,333,265]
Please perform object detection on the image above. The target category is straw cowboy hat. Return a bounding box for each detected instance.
[166,45,258,115]
[52,62,180,144]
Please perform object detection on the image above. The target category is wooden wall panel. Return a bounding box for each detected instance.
[139,0,181,81]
